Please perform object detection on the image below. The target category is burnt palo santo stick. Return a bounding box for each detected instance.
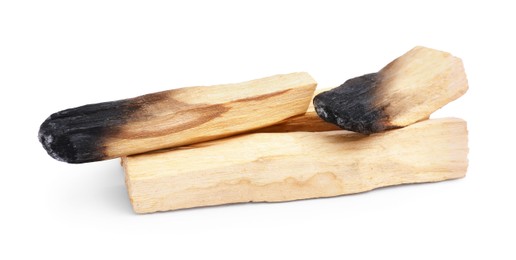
[123,118,468,213]
[313,46,468,134]
[39,73,316,163]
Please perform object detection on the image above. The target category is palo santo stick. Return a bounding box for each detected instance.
[38,73,316,163]
[123,118,468,213]
[256,88,340,132]
[314,46,469,134]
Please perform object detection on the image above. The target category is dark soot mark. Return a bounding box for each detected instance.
[313,73,389,134]
[38,92,167,163]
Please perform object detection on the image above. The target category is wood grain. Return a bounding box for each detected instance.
[123,118,468,213]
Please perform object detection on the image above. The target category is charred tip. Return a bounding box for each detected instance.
[39,117,69,162]
[313,73,390,134]
[38,114,106,163]
[37,92,168,163]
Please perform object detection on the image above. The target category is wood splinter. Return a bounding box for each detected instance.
[314,46,469,134]
[123,118,468,213]
[38,73,316,163]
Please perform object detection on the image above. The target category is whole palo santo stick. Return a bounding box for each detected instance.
[314,46,468,134]
[123,118,468,213]
[39,73,316,163]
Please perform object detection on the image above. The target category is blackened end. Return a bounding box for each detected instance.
[313,73,391,134]
[38,91,170,163]
[38,113,106,163]
[37,97,144,163]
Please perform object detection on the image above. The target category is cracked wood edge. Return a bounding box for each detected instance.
[122,117,468,213]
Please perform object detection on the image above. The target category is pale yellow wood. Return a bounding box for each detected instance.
[104,72,317,158]
[123,118,468,213]
[378,46,469,127]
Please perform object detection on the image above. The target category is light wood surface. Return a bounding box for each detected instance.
[123,118,468,213]
[378,46,469,127]
[105,72,317,158]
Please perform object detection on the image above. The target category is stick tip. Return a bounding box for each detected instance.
[38,119,65,163]
[38,116,76,163]
[38,114,104,164]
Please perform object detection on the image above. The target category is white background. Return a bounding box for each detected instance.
[1,0,515,259]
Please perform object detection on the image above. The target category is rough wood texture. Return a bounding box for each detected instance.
[123,118,468,213]
[38,72,316,163]
[314,46,469,134]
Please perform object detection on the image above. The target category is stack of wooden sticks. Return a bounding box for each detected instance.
[39,46,469,213]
